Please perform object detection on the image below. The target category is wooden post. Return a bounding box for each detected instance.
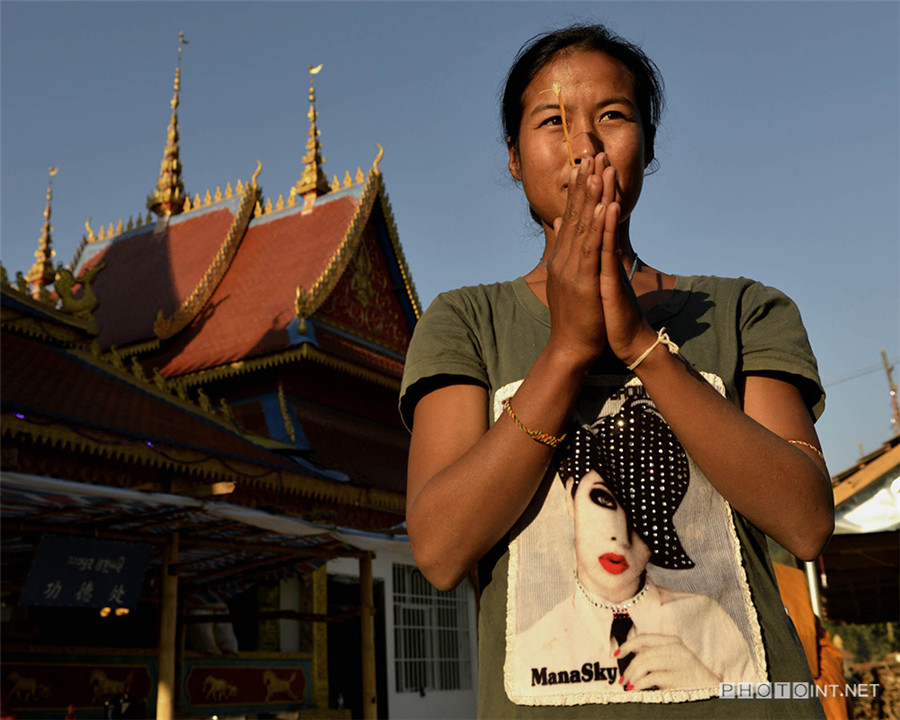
[360,552,377,720]
[157,532,179,720]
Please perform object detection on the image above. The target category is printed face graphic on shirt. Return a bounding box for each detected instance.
[501,381,765,705]
[564,471,651,604]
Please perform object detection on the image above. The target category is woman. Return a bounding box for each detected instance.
[515,407,754,701]
[400,23,832,717]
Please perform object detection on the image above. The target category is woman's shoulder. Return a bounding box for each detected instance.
[678,273,777,293]
[677,274,799,304]
[431,278,522,307]
[421,277,533,325]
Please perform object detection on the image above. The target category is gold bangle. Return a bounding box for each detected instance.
[503,398,566,448]
[787,439,825,462]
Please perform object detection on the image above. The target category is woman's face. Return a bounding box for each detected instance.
[508,49,648,233]
[566,470,651,603]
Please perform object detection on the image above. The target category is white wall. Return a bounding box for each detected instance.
[327,550,478,720]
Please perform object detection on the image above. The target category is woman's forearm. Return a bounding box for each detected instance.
[406,343,593,590]
[628,341,833,560]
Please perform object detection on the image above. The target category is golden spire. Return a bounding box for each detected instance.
[291,63,331,202]
[26,167,59,300]
[147,32,189,217]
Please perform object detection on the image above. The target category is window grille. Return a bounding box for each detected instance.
[393,563,472,693]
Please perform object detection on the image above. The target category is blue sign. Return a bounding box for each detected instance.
[21,534,152,609]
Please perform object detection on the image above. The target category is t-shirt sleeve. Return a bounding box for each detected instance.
[399,290,489,431]
[738,281,825,420]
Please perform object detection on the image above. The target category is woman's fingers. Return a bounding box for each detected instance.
[599,200,621,279]
[600,159,616,208]
[553,154,605,267]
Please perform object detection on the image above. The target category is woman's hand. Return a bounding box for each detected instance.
[543,155,612,367]
[617,633,720,691]
[595,191,658,368]
[545,151,655,368]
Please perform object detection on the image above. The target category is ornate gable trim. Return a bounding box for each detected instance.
[153,163,262,340]
[372,175,421,322]
[294,159,422,325]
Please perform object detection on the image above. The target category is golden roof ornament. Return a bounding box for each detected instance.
[26,166,59,300]
[147,32,189,217]
[291,63,331,204]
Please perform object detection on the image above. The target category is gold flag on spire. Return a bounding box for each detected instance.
[292,62,331,202]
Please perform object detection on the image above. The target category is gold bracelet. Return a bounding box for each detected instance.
[627,327,680,371]
[787,439,825,462]
[503,398,566,448]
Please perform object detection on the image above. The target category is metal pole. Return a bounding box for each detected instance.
[881,350,899,436]
[804,560,822,619]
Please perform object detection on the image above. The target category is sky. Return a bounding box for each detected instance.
[1,1,898,476]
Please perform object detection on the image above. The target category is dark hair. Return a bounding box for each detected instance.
[501,23,665,168]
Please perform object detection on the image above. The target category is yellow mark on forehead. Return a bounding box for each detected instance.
[553,82,576,168]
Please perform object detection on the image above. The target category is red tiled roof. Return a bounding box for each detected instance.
[153,195,360,376]
[1,331,299,472]
[83,207,238,349]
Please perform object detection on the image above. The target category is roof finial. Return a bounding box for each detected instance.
[147,31,189,218]
[291,63,330,204]
[26,166,59,300]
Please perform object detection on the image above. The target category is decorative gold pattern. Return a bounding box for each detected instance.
[147,32,189,217]
[153,165,261,340]
[2,414,404,513]
[1,281,99,343]
[26,167,59,300]
[175,342,402,391]
[130,357,147,382]
[290,64,331,203]
[277,382,297,444]
[293,149,421,328]
[315,229,409,354]
[55,263,106,320]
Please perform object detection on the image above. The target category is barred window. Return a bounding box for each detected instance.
[393,564,472,693]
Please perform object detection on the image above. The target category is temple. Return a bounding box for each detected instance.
[1,40,478,720]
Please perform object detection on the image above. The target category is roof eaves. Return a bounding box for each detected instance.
[173,342,402,391]
[1,285,98,344]
[833,441,900,507]
[1,416,405,515]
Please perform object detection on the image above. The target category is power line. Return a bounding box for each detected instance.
[823,356,900,388]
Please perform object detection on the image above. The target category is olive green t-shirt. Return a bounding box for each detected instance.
[400,275,826,719]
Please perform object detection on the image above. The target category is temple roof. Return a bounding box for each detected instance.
[77,204,240,349]
[0,286,405,519]
[75,164,418,384]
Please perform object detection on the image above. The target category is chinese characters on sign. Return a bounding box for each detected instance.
[21,534,151,609]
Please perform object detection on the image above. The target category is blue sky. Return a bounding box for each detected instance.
[2,1,897,475]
